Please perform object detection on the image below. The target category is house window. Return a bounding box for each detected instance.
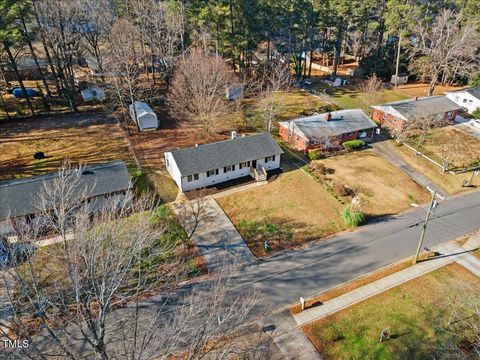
[224,165,232,172]
[187,174,199,182]
[166,158,169,167]
[463,98,468,103]
[447,111,453,118]
[348,132,354,136]
[239,162,247,169]
[265,156,275,163]
[207,169,219,177]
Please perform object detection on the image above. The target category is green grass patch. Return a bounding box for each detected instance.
[304,264,480,359]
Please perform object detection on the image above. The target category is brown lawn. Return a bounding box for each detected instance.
[216,169,344,256]
[303,263,480,360]
[406,127,480,171]
[390,141,474,195]
[313,150,431,216]
[0,112,133,180]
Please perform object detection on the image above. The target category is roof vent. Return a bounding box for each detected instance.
[195,144,198,147]
[231,131,237,139]
[325,112,332,121]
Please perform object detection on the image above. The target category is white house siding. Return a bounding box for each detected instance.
[0,219,14,236]
[179,155,281,192]
[164,152,183,190]
[446,92,480,114]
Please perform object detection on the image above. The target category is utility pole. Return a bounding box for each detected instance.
[394,33,402,88]
[413,189,444,264]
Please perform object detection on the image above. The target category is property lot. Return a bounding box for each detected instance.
[311,150,430,216]
[240,90,326,132]
[216,169,344,256]
[303,263,480,359]
[405,127,480,171]
[390,142,474,195]
[0,112,133,180]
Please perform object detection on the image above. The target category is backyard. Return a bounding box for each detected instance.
[216,169,345,256]
[306,81,466,112]
[303,263,480,360]
[310,150,430,216]
[0,112,133,180]
[239,90,326,132]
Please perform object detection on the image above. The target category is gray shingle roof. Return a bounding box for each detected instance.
[279,109,377,140]
[375,96,462,120]
[169,133,283,177]
[0,161,130,220]
[446,86,480,100]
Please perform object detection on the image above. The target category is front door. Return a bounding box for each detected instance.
[251,160,257,168]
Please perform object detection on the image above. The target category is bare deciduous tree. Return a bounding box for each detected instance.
[174,194,211,247]
[409,9,480,96]
[254,61,294,133]
[0,163,263,360]
[359,73,383,109]
[167,49,238,141]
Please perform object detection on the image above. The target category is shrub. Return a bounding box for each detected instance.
[308,149,323,160]
[342,140,365,150]
[334,183,352,197]
[473,108,480,119]
[309,162,334,176]
[341,196,365,227]
[341,207,365,227]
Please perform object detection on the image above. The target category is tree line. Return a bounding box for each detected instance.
[1,0,479,119]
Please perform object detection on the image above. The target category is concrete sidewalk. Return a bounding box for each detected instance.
[372,141,447,195]
[173,197,256,272]
[294,240,474,326]
[262,309,322,360]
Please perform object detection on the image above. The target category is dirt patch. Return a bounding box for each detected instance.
[0,112,133,180]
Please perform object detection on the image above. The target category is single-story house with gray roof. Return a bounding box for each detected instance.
[165,132,283,192]
[0,160,130,236]
[445,86,480,115]
[371,95,462,130]
[278,109,378,152]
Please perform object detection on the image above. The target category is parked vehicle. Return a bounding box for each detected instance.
[12,88,40,98]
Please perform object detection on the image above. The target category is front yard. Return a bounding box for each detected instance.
[310,150,430,216]
[216,169,344,256]
[303,263,480,359]
[217,149,433,257]
[405,127,480,172]
[389,142,474,195]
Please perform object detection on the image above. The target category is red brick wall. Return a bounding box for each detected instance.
[278,123,309,151]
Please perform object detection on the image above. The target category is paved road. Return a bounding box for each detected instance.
[231,189,480,311]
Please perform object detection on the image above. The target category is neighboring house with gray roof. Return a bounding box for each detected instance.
[164,132,283,192]
[371,95,462,130]
[278,109,378,152]
[445,87,480,114]
[0,161,130,236]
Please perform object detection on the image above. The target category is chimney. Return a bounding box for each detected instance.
[231,131,237,139]
[325,112,332,121]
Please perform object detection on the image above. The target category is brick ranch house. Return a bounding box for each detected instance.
[0,161,130,236]
[165,132,283,192]
[278,109,378,152]
[371,95,463,131]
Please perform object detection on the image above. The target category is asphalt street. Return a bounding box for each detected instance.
[231,189,480,310]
